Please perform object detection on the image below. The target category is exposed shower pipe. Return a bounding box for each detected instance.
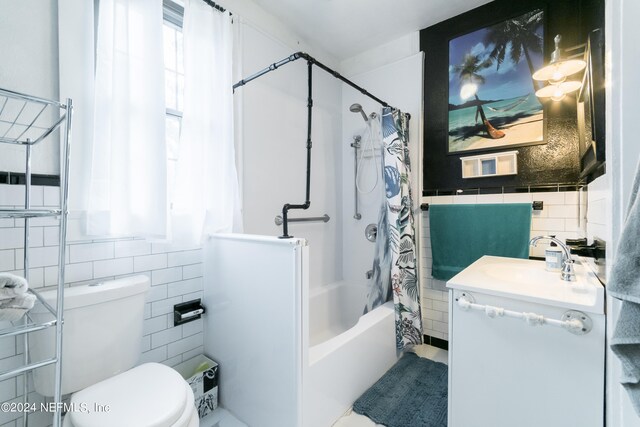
[233,52,403,113]
[233,52,404,238]
[278,60,313,238]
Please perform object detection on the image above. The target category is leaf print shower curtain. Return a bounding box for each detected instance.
[384,108,423,349]
[364,107,423,350]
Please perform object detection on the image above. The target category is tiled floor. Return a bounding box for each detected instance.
[411,344,449,364]
[200,408,247,427]
[333,344,448,427]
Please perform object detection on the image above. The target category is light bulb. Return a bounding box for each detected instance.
[550,69,565,84]
[551,87,566,101]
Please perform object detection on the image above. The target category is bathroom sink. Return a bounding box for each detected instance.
[447,256,605,314]
[480,262,553,287]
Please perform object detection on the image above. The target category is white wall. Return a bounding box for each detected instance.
[341,53,423,287]
[586,174,609,244]
[220,0,338,68]
[340,32,420,78]
[0,0,60,175]
[204,235,306,427]
[58,0,95,212]
[237,22,343,290]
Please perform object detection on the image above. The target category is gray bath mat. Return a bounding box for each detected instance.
[353,352,448,427]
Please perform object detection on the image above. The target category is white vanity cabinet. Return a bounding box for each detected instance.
[447,256,605,427]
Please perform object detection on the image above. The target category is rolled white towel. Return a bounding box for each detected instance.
[0,287,25,300]
[0,293,36,322]
[0,273,28,297]
[0,293,36,310]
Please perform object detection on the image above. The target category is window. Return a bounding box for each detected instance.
[163,1,185,206]
[163,21,183,163]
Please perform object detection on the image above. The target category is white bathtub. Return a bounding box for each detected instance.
[304,281,399,427]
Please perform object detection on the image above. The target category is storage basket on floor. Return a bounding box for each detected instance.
[175,355,219,418]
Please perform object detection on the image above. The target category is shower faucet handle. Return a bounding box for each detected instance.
[365,224,377,242]
[366,270,374,279]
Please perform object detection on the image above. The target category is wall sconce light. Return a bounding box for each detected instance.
[535,80,582,102]
[533,35,586,101]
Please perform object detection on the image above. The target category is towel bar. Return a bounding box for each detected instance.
[420,201,544,211]
[456,293,591,335]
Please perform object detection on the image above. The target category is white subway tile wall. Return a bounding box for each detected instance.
[0,184,204,427]
[586,174,609,243]
[419,191,586,341]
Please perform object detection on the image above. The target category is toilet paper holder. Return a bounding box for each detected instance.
[174,299,206,326]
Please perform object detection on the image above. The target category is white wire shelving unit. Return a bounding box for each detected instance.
[0,87,72,427]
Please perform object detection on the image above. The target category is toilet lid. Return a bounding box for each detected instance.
[69,363,190,427]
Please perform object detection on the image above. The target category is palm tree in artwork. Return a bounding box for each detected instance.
[453,53,505,139]
[484,10,544,92]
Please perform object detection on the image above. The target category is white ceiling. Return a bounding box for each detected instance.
[248,0,493,60]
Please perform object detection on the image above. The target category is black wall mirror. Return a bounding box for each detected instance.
[577,28,606,181]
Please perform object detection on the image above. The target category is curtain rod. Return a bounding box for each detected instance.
[233,51,408,117]
[201,0,226,13]
[164,0,231,26]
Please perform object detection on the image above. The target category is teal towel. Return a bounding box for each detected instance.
[429,203,532,281]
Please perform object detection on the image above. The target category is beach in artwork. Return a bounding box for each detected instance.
[448,9,545,153]
[448,94,543,152]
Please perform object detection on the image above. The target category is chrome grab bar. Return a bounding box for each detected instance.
[351,136,362,220]
[274,214,330,226]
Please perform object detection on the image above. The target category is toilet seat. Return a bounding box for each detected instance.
[63,401,198,427]
[63,363,199,427]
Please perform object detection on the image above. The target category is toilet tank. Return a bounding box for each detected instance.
[30,275,150,396]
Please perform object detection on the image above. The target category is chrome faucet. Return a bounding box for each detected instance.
[530,235,576,282]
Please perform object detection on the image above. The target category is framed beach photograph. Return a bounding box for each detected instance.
[448,9,546,154]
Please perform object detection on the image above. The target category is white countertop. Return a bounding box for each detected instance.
[447,255,605,314]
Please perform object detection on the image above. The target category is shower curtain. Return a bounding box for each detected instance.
[366,107,423,350]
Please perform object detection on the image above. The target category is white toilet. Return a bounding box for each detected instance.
[30,275,199,427]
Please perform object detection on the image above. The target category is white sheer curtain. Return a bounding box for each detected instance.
[171,0,242,243]
[88,0,168,238]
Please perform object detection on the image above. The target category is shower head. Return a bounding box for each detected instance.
[349,103,369,122]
